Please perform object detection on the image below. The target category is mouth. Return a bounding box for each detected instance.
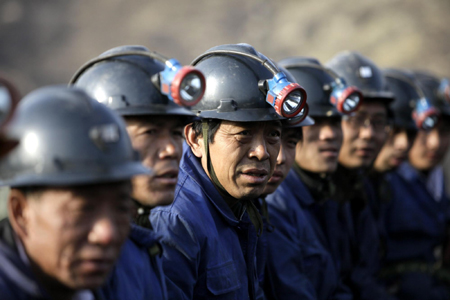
[240,168,269,185]
[319,147,339,158]
[355,147,375,157]
[268,170,284,184]
[153,169,178,185]
[76,258,115,274]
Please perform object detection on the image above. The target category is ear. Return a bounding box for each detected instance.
[185,124,204,159]
[8,189,31,240]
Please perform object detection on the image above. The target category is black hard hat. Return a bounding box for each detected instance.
[0,86,150,187]
[382,69,419,130]
[70,45,197,120]
[278,65,314,127]
[412,71,450,118]
[326,51,394,103]
[190,43,290,122]
[279,57,343,118]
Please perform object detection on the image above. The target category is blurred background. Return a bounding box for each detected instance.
[0,0,449,216]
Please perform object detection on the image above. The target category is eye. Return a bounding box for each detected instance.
[286,138,299,148]
[268,130,281,138]
[238,130,251,136]
[143,129,157,136]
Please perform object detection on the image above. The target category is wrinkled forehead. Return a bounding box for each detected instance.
[220,120,282,129]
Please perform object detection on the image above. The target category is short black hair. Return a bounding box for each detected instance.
[191,119,222,143]
[13,186,46,199]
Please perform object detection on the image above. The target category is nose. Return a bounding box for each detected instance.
[88,217,119,246]
[394,130,409,151]
[276,144,286,166]
[359,121,376,140]
[426,128,440,151]
[249,134,270,161]
[158,136,180,160]
[320,124,339,141]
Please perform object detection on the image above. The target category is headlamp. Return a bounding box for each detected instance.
[413,98,440,130]
[264,72,307,118]
[329,79,363,114]
[285,104,309,125]
[438,78,450,103]
[157,58,206,107]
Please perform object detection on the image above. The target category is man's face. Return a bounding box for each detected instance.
[296,117,343,174]
[264,128,301,195]
[17,182,132,291]
[374,127,417,172]
[339,102,389,169]
[197,121,282,200]
[126,116,184,207]
[408,119,450,171]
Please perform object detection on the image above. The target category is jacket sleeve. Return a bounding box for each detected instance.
[264,196,317,300]
[150,209,200,300]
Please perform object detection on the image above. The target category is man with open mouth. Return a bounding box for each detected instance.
[264,56,357,300]
[327,51,396,299]
[150,43,308,300]
[0,86,151,299]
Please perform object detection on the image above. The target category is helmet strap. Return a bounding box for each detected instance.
[201,120,263,236]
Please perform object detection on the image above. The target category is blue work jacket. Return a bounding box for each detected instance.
[150,147,265,300]
[383,163,449,264]
[265,169,353,300]
[0,219,161,300]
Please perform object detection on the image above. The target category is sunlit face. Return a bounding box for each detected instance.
[192,121,282,200]
[339,102,389,169]
[16,182,132,291]
[264,128,301,195]
[408,119,450,171]
[296,117,343,174]
[374,127,417,172]
[126,116,184,207]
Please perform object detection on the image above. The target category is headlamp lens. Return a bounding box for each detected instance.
[423,115,439,130]
[343,93,361,113]
[180,73,203,103]
[283,90,303,115]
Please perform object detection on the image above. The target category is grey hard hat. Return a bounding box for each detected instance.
[412,70,450,118]
[190,43,288,122]
[382,69,420,130]
[0,85,150,187]
[326,51,394,103]
[70,45,197,121]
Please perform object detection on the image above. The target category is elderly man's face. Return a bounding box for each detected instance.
[408,119,450,171]
[126,116,184,207]
[339,102,389,169]
[10,182,132,291]
[263,128,301,195]
[189,120,282,200]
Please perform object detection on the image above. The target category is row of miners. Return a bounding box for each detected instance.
[0,43,449,300]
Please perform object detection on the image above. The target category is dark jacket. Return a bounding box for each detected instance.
[150,147,265,300]
[265,169,352,300]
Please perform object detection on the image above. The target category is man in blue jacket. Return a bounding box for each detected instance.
[377,71,450,300]
[265,56,359,300]
[71,45,202,228]
[150,43,307,300]
[327,51,397,299]
[0,86,157,299]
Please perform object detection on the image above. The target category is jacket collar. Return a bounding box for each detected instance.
[283,169,316,207]
[180,146,240,226]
